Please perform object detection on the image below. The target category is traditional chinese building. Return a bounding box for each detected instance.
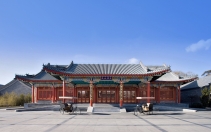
[181,70,211,104]
[15,61,197,107]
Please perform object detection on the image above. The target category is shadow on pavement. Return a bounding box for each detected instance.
[91,113,111,115]
[152,113,185,115]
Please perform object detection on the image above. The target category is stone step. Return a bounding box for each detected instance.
[93,103,119,107]
[93,107,120,112]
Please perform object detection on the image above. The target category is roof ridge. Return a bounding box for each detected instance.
[44,62,171,75]
[0,79,17,92]
[33,70,45,78]
[170,72,179,79]
[139,61,147,72]
[34,70,59,80]
[18,81,32,90]
[66,61,74,71]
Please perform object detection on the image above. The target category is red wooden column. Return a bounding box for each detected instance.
[63,78,66,103]
[90,81,93,107]
[154,87,157,103]
[32,84,34,103]
[73,85,75,103]
[178,86,181,103]
[136,87,140,104]
[119,81,123,107]
[74,85,77,103]
[175,87,177,103]
[52,84,54,103]
[158,86,160,103]
[54,87,57,102]
[94,85,97,103]
[54,87,56,102]
[147,81,150,103]
[115,86,118,103]
[36,87,38,103]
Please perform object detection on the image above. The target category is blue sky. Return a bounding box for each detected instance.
[0,0,211,85]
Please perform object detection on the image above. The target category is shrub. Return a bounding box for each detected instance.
[0,92,31,107]
[24,93,32,103]
[200,87,210,107]
[7,92,17,106]
[17,94,25,106]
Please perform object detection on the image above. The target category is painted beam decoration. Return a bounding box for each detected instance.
[119,83,123,101]
[101,76,112,80]
[90,82,93,101]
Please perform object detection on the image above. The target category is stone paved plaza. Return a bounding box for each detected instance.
[0,110,211,132]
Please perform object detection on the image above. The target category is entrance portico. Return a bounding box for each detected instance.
[61,76,154,107]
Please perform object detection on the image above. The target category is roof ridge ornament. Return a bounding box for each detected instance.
[139,61,147,72]
[202,70,211,76]
[66,61,74,70]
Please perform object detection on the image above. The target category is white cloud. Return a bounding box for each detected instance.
[127,58,139,64]
[186,38,211,52]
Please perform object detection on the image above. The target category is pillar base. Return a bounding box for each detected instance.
[90,100,93,107]
[119,100,123,107]
[87,106,93,113]
[120,108,126,113]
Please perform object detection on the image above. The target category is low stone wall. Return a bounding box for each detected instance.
[24,103,88,111]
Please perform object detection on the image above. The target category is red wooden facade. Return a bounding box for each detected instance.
[32,84,181,105]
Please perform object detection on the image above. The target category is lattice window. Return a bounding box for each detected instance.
[97,87,116,103]
[160,87,174,100]
[123,87,136,103]
[38,87,52,100]
[77,87,90,103]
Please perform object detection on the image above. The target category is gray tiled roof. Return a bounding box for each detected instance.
[67,64,147,74]
[156,72,180,81]
[202,70,211,76]
[44,62,170,75]
[33,70,58,80]
[0,84,3,91]
[0,79,31,95]
[181,75,211,90]
[147,65,168,71]
[155,72,196,82]
[16,70,58,81]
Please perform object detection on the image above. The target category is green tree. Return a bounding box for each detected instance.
[200,87,210,107]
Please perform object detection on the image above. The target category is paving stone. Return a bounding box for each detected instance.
[0,111,211,131]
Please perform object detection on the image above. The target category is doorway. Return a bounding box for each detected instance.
[97,87,116,103]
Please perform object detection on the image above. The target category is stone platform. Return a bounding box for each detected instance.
[13,103,195,113]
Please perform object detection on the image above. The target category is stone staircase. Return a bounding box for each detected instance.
[92,103,120,112]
